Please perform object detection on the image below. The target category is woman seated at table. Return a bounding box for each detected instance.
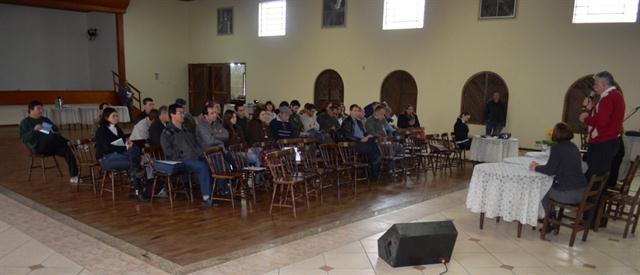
[95,107,147,201]
[529,122,587,219]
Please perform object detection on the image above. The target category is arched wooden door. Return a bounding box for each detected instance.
[563,75,622,133]
[314,69,344,109]
[380,70,418,114]
[460,71,509,125]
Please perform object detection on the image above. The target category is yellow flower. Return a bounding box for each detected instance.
[546,128,553,138]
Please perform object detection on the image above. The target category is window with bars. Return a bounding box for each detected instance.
[382,0,426,30]
[259,0,286,37]
[573,0,639,23]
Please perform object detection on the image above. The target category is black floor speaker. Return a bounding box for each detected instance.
[377,221,457,267]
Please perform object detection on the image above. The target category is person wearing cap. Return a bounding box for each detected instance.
[175,98,197,133]
[270,106,298,140]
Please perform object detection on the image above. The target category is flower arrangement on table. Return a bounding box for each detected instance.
[535,128,555,152]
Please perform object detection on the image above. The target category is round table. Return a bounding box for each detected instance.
[466,163,553,227]
[469,137,519,163]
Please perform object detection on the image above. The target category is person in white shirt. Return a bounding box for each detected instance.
[129,109,158,144]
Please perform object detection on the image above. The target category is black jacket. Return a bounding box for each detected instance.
[317,112,340,131]
[148,120,166,147]
[338,116,366,142]
[535,141,587,191]
[160,123,202,161]
[453,118,469,142]
[95,124,126,160]
[485,100,506,125]
[398,113,420,129]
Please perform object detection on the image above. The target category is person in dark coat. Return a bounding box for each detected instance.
[454,112,471,150]
[485,92,506,136]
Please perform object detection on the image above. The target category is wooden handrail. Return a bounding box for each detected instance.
[112,70,141,111]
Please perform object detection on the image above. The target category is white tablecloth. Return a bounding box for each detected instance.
[619,135,640,180]
[43,105,130,126]
[469,137,519,163]
[466,163,553,226]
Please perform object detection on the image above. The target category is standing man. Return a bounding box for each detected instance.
[579,71,625,228]
[580,71,625,181]
[485,92,506,136]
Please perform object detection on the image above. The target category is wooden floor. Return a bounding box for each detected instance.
[0,126,471,266]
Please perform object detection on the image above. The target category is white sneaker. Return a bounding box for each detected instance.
[156,188,168,198]
[69,176,82,184]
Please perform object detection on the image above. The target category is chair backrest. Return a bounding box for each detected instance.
[143,145,165,168]
[265,149,294,181]
[69,138,97,164]
[577,174,609,219]
[377,139,397,159]
[299,143,320,170]
[228,143,249,169]
[337,141,358,164]
[621,155,640,195]
[277,138,304,149]
[202,146,230,174]
[319,143,341,167]
[252,140,276,150]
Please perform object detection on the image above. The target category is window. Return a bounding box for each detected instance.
[259,0,286,37]
[573,0,639,23]
[383,0,426,30]
[460,72,509,125]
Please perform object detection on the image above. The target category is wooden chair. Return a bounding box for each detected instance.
[290,144,320,206]
[100,169,127,201]
[145,146,193,208]
[449,132,466,168]
[377,137,406,180]
[426,134,452,174]
[596,156,640,238]
[23,143,62,182]
[265,149,307,217]
[69,139,99,193]
[412,137,437,177]
[541,175,609,247]
[203,146,244,208]
[338,141,369,195]
[277,138,304,149]
[252,140,276,150]
[228,143,264,203]
[319,143,349,200]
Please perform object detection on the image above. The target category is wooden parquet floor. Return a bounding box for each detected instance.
[0,126,471,266]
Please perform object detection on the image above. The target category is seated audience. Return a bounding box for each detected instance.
[222,110,245,147]
[149,106,169,147]
[337,103,348,124]
[317,105,340,132]
[299,103,320,134]
[134,97,155,123]
[398,105,421,129]
[289,100,304,132]
[339,104,381,179]
[234,103,250,140]
[382,104,399,136]
[196,101,229,149]
[161,104,215,206]
[246,108,274,146]
[365,106,388,138]
[364,101,380,118]
[175,98,197,133]
[454,112,472,150]
[270,106,297,140]
[529,122,587,223]
[95,107,147,201]
[19,100,79,183]
[130,109,158,144]
[264,101,277,123]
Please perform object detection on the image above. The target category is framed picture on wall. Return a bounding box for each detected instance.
[218,7,233,35]
[479,0,517,19]
[322,0,346,27]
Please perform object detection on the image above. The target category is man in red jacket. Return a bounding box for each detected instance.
[579,71,625,180]
[579,71,625,228]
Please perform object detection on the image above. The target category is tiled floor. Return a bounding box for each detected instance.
[2,182,640,274]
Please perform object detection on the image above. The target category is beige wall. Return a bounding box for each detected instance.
[123,0,189,108]
[127,0,640,148]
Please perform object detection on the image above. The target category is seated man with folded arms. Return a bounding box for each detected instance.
[149,106,169,147]
[339,104,381,179]
[161,104,217,207]
[19,100,79,183]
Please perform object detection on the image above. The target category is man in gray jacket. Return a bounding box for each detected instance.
[365,106,388,138]
[196,103,229,149]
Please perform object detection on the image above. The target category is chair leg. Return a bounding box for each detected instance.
[623,204,637,238]
[167,176,174,208]
[479,212,485,230]
[631,204,640,234]
[150,177,158,204]
[53,156,63,177]
[41,158,46,182]
[269,183,278,215]
[304,181,310,209]
[90,167,96,195]
[100,171,107,198]
[541,205,553,240]
[517,222,523,238]
[229,181,235,209]
[594,200,607,233]
[290,184,296,218]
[110,172,116,201]
[27,156,34,181]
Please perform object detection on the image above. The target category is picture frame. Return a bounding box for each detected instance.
[479,0,517,19]
[322,0,346,27]
[218,7,233,35]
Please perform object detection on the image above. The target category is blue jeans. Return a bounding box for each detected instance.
[99,146,142,178]
[356,139,381,178]
[183,159,212,200]
[485,121,502,136]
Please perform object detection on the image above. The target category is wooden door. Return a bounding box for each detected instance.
[211,64,231,104]
[188,64,211,115]
[314,69,344,110]
[380,70,418,114]
[461,72,509,125]
[563,75,622,133]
